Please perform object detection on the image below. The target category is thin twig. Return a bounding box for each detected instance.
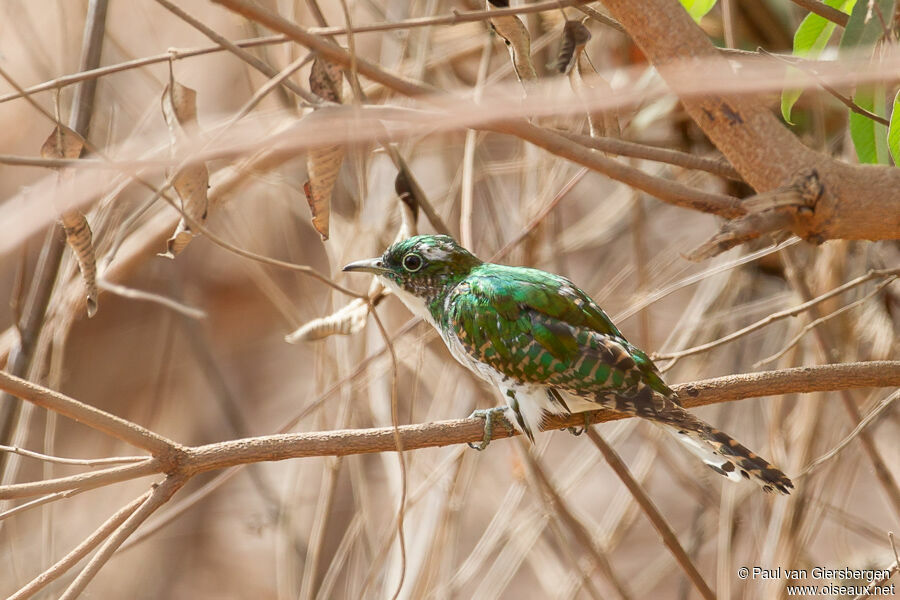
[520,444,632,600]
[584,427,716,600]
[851,531,899,599]
[617,237,801,324]
[154,0,319,104]
[59,476,185,600]
[654,268,899,362]
[369,308,408,600]
[753,276,897,367]
[0,488,86,522]
[782,252,900,522]
[0,459,160,500]
[760,48,890,126]
[798,389,900,478]
[558,130,742,181]
[789,0,850,27]
[9,490,151,600]
[0,0,591,106]
[98,280,207,319]
[0,444,146,467]
[492,122,745,218]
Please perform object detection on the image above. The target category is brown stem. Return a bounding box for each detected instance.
[0,0,109,474]
[789,0,850,27]
[585,427,716,600]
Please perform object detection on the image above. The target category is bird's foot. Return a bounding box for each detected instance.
[467,407,511,451]
[566,413,593,437]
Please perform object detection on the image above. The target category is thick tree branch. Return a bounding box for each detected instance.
[599,0,900,244]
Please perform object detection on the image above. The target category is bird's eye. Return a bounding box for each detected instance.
[402,253,423,272]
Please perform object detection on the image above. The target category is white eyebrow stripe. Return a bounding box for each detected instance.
[418,244,451,261]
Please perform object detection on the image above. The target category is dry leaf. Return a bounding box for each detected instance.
[561,22,620,139]
[302,56,347,241]
[303,109,345,241]
[285,297,370,342]
[41,124,98,317]
[309,55,343,103]
[60,211,99,317]
[160,80,210,258]
[554,20,592,74]
[40,124,84,160]
[488,2,537,85]
[291,167,421,343]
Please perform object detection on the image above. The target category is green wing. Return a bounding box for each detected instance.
[444,265,673,399]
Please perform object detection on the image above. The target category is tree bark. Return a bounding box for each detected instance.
[600,0,900,243]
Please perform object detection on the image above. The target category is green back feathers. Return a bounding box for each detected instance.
[444,264,669,396]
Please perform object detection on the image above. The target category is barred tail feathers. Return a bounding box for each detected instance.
[655,407,793,495]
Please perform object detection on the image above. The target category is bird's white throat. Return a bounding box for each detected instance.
[377,276,438,328]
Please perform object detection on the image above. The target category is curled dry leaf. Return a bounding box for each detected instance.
[60,212,99,317]
[487,1,537,85]
[303,55,346,241]
[285,297,370,342]
[561,21,620,138]
[304,143,344,241]
[41,124,98,317]
[554,20,592,74]
[160,79,210,258]
[288,168,420,343]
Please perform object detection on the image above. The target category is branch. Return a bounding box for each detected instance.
[0,362,896,483]
[8,491,150,600]
[0,0,591,106]
[600,0,900,244]
[585,428,715,600]
[789,0,850,27]
[177,361,900,471]
[557,130,743,181]
[1,361,897,597]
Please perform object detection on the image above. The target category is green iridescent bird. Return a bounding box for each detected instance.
[344,235,792,494]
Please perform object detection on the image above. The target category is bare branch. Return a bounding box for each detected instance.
[9,490,150,600]
[59,476,185,600]
[585,427,715,600]
[0,444,147,467]
[789,0,850,27]
[0,459,160,500]
[0,371,179,456]
[799,389,900,479]
[655,268,900,364]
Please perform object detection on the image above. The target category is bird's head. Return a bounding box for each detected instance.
[343,235,482,307]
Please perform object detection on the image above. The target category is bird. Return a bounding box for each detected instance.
[344,234,793,494]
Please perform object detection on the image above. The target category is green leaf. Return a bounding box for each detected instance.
[888,89,900,165]
[679,0,717,23]
[849,86,890,164]
[781,0,856,124]
[840,0,896,50]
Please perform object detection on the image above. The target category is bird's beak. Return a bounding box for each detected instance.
[342,257,389,275]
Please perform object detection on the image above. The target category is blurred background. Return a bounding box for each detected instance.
[0,0,897,598]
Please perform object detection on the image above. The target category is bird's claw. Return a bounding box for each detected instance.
[467,407,510,451]
[566,413,593,437]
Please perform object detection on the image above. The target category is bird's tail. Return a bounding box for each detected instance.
[653,406,793,495]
